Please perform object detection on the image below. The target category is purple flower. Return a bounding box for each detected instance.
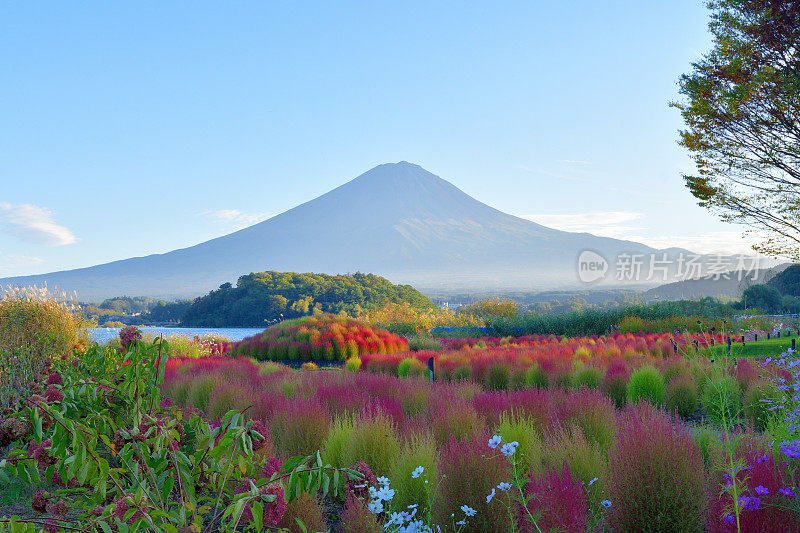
[754,485,769,496]
[779,487,796,497]
[31,490,50,513]
[46,499,69,516]
[44,386,63,403]
[738,495,760,511]
[722,513,735,525]
[780,439,800,459]
[601,500,612,508]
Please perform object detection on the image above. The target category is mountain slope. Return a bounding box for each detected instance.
[1,162,699,300]
[642,263,790,301]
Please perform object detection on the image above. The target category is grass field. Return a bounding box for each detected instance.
[699,335,798,359]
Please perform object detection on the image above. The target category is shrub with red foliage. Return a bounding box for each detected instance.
[278,491,328,533]
[268,397,330,456]
[607,404,707,532]
[230,314,408,361]
[734,358,759,392]
[519,463,587,533]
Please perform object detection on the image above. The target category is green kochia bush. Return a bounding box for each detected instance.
[572,365,602,390]
[743,379,780,431]
[525,364,548,389]
[486,363,511,390]
[388,433,439,513]
[321,411,401,478]
[701,374,741,425]
[665,375,699,418]
[626,365,666,406]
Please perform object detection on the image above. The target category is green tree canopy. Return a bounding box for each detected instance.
[742,283,783,312]
[180,271,435,327]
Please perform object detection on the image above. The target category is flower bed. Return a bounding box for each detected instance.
[156,354,799,531]
[358,333,787,425]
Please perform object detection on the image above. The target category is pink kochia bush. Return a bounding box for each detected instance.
[608,403,707,532]
[434,434,512,532]
[520,463,587,533]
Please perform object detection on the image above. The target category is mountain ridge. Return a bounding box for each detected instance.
[0,162,719,300]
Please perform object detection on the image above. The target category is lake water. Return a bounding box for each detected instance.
[89,327,264,344]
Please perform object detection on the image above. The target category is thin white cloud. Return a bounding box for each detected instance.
[521,212,646,239]
[200,209,273,230]
[623,231,760,256]
[522,212,643,228]
[0,203,77,246]
[0,252,44,273]
[519,212,762,255]
[560,159,590,165]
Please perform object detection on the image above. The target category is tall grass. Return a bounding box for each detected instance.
[0,286,89,411]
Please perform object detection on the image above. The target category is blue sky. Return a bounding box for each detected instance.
[0,1,760,277]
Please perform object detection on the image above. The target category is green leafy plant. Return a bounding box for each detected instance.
[0,339,363,533]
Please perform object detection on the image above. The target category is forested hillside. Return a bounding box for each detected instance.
[180,271,434,326]
[768,264,800,297]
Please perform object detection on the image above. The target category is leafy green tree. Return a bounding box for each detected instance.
[782,294,800,313]
[742,283,783,312]
[674,1,800,258]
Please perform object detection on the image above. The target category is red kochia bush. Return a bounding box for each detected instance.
[519,463,587,533]
[607,404,707,532]
[230,314,409,361]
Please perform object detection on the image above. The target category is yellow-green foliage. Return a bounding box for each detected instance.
[360,302,485,335]
[457,298,521,319]
[322,411,401,477]
[145,333,232,358]
[626,365,666,406]
[389,433,439,513]
[0,286,89,409]
[345,356,362,372]
[496,413,546,471]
